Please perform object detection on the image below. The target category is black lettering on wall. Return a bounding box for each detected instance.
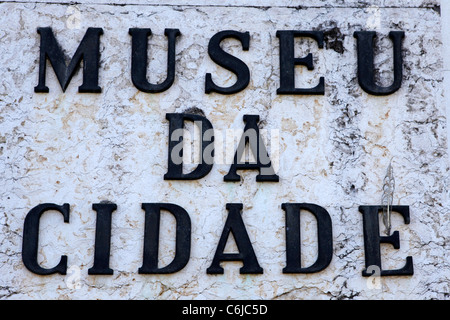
[88,202,117,275]
[354,31,404,95]
[205,30,250,94]
[276,30,325,95]
[224,115,279,182]
[359,205,414,276]
[207,203,263,274]
[282,203,333,273]
[22,203,70,275]
[129,28,180,93]
[34,27,103,93]
[139,203,191,274]
[164,113,214,180]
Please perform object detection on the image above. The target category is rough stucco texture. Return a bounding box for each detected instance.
[0,1,449,299]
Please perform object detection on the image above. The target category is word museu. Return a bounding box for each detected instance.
[23,27,413,278]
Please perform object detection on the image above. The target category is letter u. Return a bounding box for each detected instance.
[354,31,404,95]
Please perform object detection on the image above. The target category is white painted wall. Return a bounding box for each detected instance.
[0,0,448,300]
[440,0,450,220]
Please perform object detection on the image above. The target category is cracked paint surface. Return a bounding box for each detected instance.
[0,0,449,299]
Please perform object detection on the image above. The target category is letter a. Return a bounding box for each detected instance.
[224,115,278,182]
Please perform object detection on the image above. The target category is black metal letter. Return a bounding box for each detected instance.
[207,203,263,274]
[34,27,103,93]
[354,31,404,95]
[282,203,333,273]
[359,205,414,276]
[164,113,214,180]
[205,30,250,94]
[276,30,325,95]
[129,28,180,93]
[22,203,70,275]
[139,203,191,274]
[88,202,117,275]
[224,115,279,182]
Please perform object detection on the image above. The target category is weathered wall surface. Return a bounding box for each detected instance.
[1,0,449,299]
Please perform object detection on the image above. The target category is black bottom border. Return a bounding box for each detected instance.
[0,299,446,318]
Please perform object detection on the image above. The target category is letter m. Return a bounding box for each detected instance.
[34,27,103,93]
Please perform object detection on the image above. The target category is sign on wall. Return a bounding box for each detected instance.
[0,0,448,300]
